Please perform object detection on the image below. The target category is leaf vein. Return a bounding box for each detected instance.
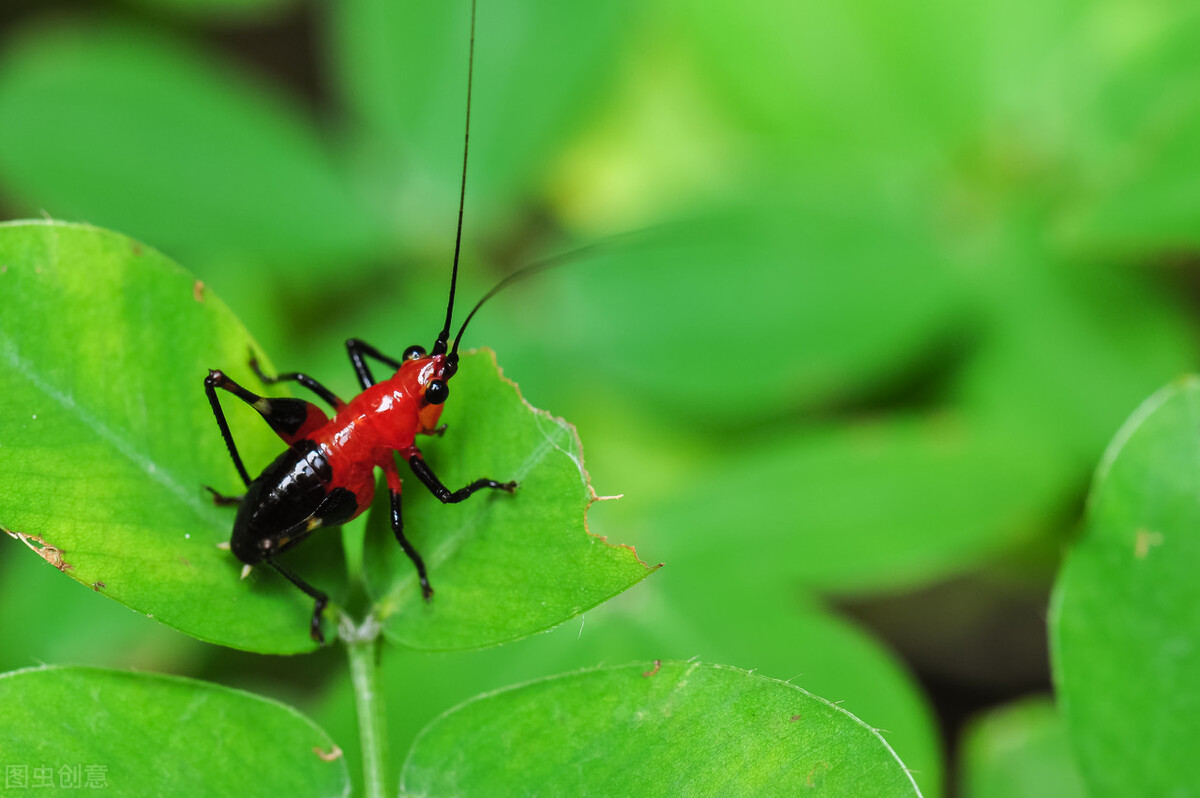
[0,343,204,517]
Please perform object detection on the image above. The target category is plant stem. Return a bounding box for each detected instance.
[344,616,388,798]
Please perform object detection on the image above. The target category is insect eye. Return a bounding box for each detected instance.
[403,345,426,361]
[425,379,449,405]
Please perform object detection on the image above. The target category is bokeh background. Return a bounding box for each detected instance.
[2,0,1198,795]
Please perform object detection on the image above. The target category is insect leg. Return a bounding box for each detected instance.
[204,485,244,506]
[250,354,345,412]
[384,465,433,600]
[406,452,518,503]
[254,488,359,643]
[346,338,404,390]
[264,555,329,643]
[204,370,255,487]
[205,369,331,448]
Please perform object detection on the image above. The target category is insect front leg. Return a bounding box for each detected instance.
[385,465,433,600]
[204,370,257,487]
[204,369,331,451]
[405,450,518,503]
[249,354,346,412]
[346,338,404,389]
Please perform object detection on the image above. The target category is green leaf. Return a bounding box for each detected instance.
[0,665,348,797]
[1051,378,1200,796]
[401,661,922,796]
[315,569,944,797]
[0,221,330,653]
[0,544,201,674]
[0,22,381,268]
[328,0,634,237]
[960,697,1085,798]
[363,349,657,650]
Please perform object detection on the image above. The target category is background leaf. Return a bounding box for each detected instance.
[1051,378,1200,796]
[0,665,348,797]
[959,697,1085,798]
[364,349,657,650]
[675,0,978,169]
[476,190,965,421]
[648,417,1069,595]
[0,22,381,271]
[122,0,299,22]
[328,0,634,240]
[401,660,921,797]
[1069,10,1200,252]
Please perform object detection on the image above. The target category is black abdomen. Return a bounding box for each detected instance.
[230,440,331,564]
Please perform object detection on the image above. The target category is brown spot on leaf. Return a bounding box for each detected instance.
[642,659,662,678]
[6,529,71,571]
[92,581,106,591]
[790,714,802,722]
[179,556,192,567]
[131,241,143,256]
[1135,528,1164,559]
[193,280,205,302]
[313,744,343,762]
[594,534,663,571]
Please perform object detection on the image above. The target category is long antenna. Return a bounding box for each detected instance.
[433,0,477,357]
[449,244,602,360]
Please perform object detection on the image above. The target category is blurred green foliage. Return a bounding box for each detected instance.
[960,697,1085,798]
[2,0,1199,795]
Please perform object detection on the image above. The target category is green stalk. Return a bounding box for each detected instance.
[343,616,387,798]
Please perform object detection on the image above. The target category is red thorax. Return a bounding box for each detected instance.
[304,354,450,519]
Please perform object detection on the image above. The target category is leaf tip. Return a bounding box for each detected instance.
[473,345,658,572]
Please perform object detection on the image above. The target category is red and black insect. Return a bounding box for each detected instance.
[203,0,521,643]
